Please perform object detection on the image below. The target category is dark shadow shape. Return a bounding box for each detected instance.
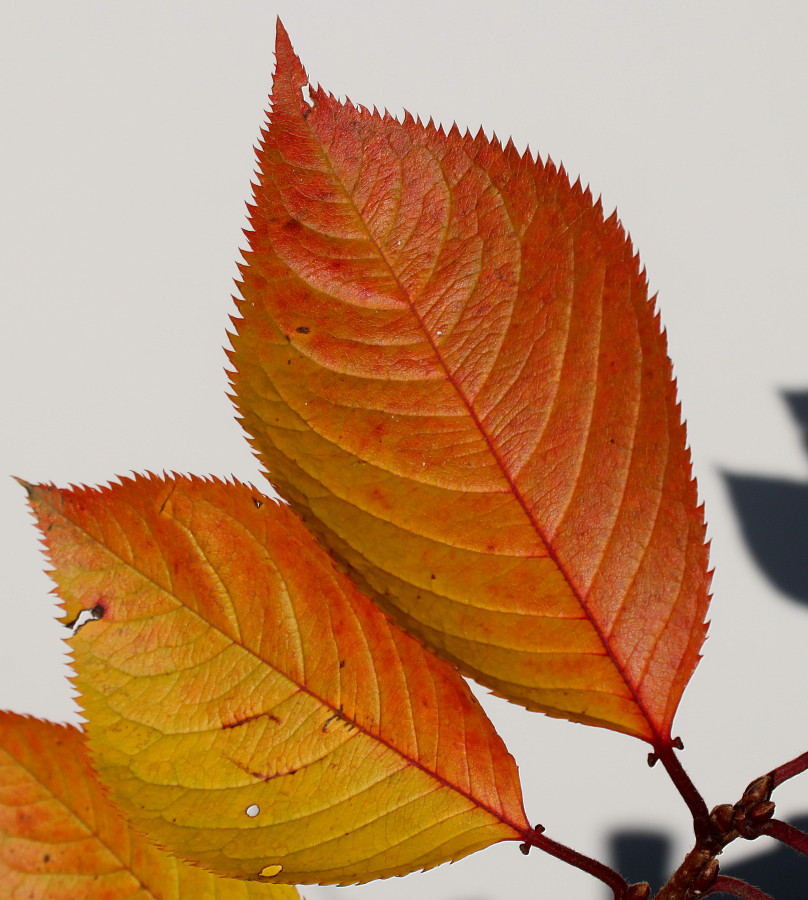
[608,816,808,899]
[724,474,808,604]
[783,392,808,457]
[723,390,808,606]
[610,830,668,893]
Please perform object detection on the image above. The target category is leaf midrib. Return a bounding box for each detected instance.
[34,482,528,838]
[286,92,661,743]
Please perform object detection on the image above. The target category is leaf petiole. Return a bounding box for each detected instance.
[653,741,711,839]
[519,827,629,898]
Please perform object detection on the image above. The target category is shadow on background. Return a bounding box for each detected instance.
[609,816,808,898]
[610,830,669,894]
[723,390,808,606]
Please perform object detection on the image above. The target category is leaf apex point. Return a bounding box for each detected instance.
[13,475,36,497]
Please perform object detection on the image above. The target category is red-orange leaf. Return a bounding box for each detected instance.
[0,711,300,899]
[229,21,711,744]
[22,475,528,884]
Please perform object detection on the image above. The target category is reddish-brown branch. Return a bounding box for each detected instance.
[653,844,715,899]
[520,746,807,898]
[759,818,808,856]
[519,828,628,899]
[653,742,711,839]
[520,759,807,899]
[767,750,808,789]
[705,875,774,899]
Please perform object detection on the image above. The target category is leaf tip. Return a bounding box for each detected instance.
[13,475,34,496]
[273,16,292,56]
[271,16,309,106]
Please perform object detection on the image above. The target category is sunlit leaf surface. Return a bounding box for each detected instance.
[23,475,528,884]
[230,21,712,743]
[0,710,301,898]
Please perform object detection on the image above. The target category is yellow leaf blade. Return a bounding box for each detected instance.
[23,475,528,884]
[0,711,300,899]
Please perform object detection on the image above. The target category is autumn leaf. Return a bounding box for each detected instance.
[0,710,301,899]
[22,475,528,884]
[229,21,712,745]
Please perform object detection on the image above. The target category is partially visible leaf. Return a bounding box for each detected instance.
[230,22,711,743]
[23,475,528,884]
[0,710,300,899]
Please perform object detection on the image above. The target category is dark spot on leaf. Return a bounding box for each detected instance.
[231,758,298,783]
[43,854,50,863]
[339,659,346,668]
[430,573,436,579]
[222,711,280,729]
[295,326,310,334]
[322,704,346,733]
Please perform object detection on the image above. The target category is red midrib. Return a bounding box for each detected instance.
[36,483,530,841]
[286,97,664,745]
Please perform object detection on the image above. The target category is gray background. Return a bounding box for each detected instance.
[2,2,807,897]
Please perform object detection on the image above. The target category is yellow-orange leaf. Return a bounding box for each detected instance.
[230,22,711,743]
[22,475,528,884]
[0,710,300,899]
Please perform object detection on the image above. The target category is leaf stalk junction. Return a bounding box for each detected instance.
[520,744,808,900]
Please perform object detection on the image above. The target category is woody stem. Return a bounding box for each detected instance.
[520,828,629,899]
[767,749,808,788]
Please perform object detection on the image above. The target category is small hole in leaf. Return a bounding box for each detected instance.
[261,864,283,877]
[252,498,263,509]
[246,804,260,817]
[69,604,105,635]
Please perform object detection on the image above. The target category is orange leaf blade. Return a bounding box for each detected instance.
[23,475,527,884]
[0,711,300,899]
[230,22,711,742]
